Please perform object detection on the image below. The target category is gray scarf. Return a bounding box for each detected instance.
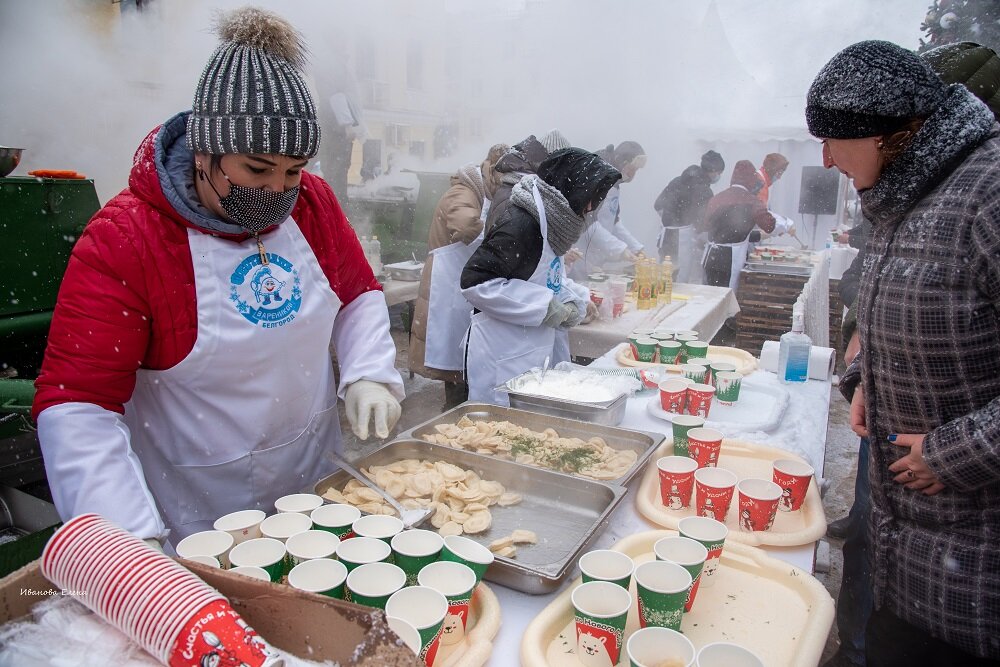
[454,163,486,207]
[509,175,588,256]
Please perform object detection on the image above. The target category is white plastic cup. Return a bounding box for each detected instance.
[285,529,340,567]
[175,530,234,568]
[696,641,765,667]
[213,509,266,546]
[274,493,324,515]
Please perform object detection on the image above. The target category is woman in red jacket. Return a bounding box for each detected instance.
[31,7,403,548]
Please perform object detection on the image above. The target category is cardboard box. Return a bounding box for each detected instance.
[0,559,422,666]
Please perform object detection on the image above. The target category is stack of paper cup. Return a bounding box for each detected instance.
[41,514,278,667]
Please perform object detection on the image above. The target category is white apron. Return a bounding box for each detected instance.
[703,236,750,291]
[125,221,341,542]
[466,181,565,405]
[424,231,483,371]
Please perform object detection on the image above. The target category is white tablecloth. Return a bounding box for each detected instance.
[482,347,833,666]
[568,283,740,359]
[381,277,420,307]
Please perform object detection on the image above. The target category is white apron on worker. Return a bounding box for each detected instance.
[124,220,342,541]
[703,236,750,291]
[425,230,484,371]
[466,179,567,405]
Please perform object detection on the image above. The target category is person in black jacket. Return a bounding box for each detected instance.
[460,149,620,404]
[654,150,725,279]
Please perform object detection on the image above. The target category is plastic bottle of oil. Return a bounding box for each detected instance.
[636,260,653,310]
[658,256,673,305]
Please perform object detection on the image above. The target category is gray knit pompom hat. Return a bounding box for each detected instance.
[806,40,947,139]
[187,6,320,157]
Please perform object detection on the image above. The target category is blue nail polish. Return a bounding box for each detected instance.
[887,434,897,442]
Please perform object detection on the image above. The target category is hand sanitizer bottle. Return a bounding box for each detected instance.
[778,304,811,383]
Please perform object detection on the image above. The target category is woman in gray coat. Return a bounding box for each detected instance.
[808,40,1000,665]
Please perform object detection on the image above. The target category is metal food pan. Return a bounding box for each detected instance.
[502,370,629,426]
[313,439,626,594]
[384,260,423,281]
[397,402,664,487]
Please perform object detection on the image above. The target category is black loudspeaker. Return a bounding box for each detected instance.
[798,166,841,215]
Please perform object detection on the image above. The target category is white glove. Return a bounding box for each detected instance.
[542,298,577,328]
[560,302,584,329]
[345,380,402,440]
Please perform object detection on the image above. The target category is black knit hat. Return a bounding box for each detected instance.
[187,6,320,158]
[700,150,725,172]
[806,40,948,139]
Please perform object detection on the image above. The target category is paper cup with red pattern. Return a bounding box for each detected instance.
[657,340,684,366]
[633,560,691,631]
[684,384,716,419]
[772,459,815,512]
[628,626,696,667]
[418,560,478,646]
[694,466,737,522]
[737,478,783,532]
[658,378,688,413]
[168,598,277,667]
[385,586,448,666]
[654,536,708,612]
[310,503,361,540]
[656,456,698,511]
[677,516,728,588]
[686,427,723,468]
[571,581,632,667]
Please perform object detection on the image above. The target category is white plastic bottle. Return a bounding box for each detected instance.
[777,305,811,383]
[370,235,383,276]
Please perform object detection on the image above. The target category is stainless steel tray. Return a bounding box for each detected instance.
[384,260,423,281]
[398,402,664,487]
[313,439,627,594]
[743,261,814,276]
[501,370,629,426]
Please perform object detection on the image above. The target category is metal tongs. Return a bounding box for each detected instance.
[328,451,432,529]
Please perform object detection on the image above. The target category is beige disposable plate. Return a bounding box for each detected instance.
[436,582,502,667]
[520,530,834,667]
[636,439,827,547]
[615,344,758,376]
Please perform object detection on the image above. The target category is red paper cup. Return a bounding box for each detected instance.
[612,302,624,318]
[686,427,724,468]
[57,525,139,601]
[656,456,698,510]
[168,599,273,667]
[41,513,102,572]
[772,459,815,512]
[99,545,169,618]
[658,379,688,413]
[137,578,216,649]
[45,517,112,584]
[108,557,185,624]
[684,383,715,419]
[737,479,783,532]
[123,569,203,646]
[151,588,226,660]
[694,467,738,522]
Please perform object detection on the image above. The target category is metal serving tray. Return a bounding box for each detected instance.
[384,260,424,281]
[743,261,814,276]
[398,402,664,487]
[313,439,626,594]
[500,370,629,426]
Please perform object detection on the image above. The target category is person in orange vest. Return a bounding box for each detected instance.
[756,152,788,206]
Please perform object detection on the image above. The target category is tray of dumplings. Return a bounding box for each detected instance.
[313,438,627,594]
[398,402,664,486]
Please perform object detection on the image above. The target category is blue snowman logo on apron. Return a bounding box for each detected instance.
[229,253,303,328]
[250,266,285,305]
[546,256,564,294]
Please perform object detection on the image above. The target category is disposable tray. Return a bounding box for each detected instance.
[635,439,827,547]
[437,581,502,667]
[399,403,664,486]
[313,439,627,594]
[501,370,629,426]
[615,344,758,375]
[520,530,834,667]
[644,378,789,432]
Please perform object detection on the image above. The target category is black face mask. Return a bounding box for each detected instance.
[203,165,299,234]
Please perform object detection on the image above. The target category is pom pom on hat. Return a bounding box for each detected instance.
[187,6,320,157]
[806,40,947,139]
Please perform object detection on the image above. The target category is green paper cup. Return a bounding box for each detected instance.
[285,529,340,567]
[311,503,361,539]
[391,529,444,586]
[385,585,449,666]
[346,561,406,609]
[386,616,422,656]
[654,536,708,612]
[441,535,494,584]
[675,330,699,338]
[288,557,348,599]
[634,560,691,631]
[579,550,635,589]
[260,511,312,542]
[627,626,696,667]
[684,340,709,359]
[634,337,658,363]
[571,581,632,667]
[670,415,704,457]
[649,332,674,343]
[696,641,765,667]
[632,326,655,336]
[228,537,286,582]
[680,364,707,383]
[418,560,478,646]
[678,516,728,587]
[336,535,392,572]
[708,361,737,388]
[228,565,270,581]
[627,333,643,360]
[182,554,220,568]
[657,340,684,366]
[715,371,742,405]
[175,529,234,569]
[352,514,404,544]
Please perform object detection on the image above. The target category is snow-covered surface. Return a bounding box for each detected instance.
[509,370,638,403]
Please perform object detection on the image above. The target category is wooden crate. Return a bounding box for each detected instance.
[735,271,808,356]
